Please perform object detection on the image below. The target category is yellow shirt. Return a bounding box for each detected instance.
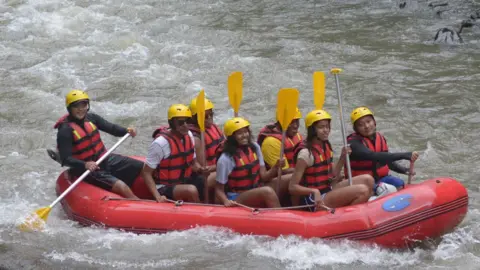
[260,137,289,169]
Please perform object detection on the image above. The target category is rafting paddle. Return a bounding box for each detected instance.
[313,71,326,110]
[228,71,243,117]
[407,161,415,184]
[18,133,131,232]
[196,90,210,203]
[330,68,353,186]
[276,88,300,194]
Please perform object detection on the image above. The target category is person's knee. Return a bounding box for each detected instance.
[186,184,199,197]
[364,175,375,187]
[357,184,370,198]
[262,186,277,198]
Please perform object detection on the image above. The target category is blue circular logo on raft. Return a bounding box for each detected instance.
[382,194,413,212]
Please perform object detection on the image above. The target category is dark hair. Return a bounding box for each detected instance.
[188,114,199,126]
[305,120,331,156]
[222,127,254,157]
[168,119,175,129]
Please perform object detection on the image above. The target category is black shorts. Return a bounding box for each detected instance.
[300,187,332,212]
[157,185,176,200]
[72,154,143,191]
[156,174,205,200]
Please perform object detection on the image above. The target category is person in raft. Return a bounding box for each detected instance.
[188,97,225,203]
[55,90,141,198]
[289,109,374,211]
[142,104,209,203]
[347,106,419,191]
[215,117,282,208]
[257,107,303,201]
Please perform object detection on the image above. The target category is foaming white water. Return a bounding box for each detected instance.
[44,251,186,269]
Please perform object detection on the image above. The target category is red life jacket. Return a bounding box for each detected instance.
[152,127,195,186]
[188,124,225,166]
[346,132,389,180]
[294,141,333,192]
[54,114,106,161]
[257,123,303,168]
[226,145,261,193]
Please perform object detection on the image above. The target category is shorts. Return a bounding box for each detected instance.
[227,192,239,201]
[185,173,205,201]
[72,154,143,191]
[300,187,331,212]
[378,175,404,189]
[156,184,176,200]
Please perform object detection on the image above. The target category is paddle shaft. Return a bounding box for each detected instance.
[276,130,287,194]
[333,73,353,186]
[49,133,131,208]
[200,131,209,203]
[407,161,414,184]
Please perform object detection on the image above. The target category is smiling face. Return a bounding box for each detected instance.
[204,109,214,128]
[69,100,89,120]
[233,127,250,146]
[354,115,376,137]
[173,117,190,135]
[313,119,331,141]
[286,119,300,138]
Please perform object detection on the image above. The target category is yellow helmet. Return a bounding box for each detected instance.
[167,104,192,120]
[305,109,332,128]
[66,89,89,107]
[294,107,302,120]
[223,117,250,136]
[351,107,374,125]
[189,97,214,115]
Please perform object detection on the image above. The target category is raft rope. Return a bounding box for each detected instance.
[102,196,335,214]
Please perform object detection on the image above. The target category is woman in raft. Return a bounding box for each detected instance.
[289,109,374,211]
[215,117,282,208]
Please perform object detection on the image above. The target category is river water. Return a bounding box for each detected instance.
[1,0,480,269]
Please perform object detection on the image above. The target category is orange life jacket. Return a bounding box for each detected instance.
[54,114,106,161]
[294,141,333,192]
[226,145,261,193]
[257,123,303,168]
[188,124,225,166]
[346,132,389,180]
[152,127,195,186]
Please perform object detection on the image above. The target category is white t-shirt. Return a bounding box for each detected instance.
[216,142,265,185]
[145,130,196,169]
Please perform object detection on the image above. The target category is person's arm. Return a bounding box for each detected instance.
[141,140,167,202]
[57,125,87,170]
[288,149,319,197]
[88,113,129,137]
[215,154,236,206]
[388,161,409,174]
[349,139,412,163]
[331,148,346,184]
[261,137,290,171]
[255,142,280,182]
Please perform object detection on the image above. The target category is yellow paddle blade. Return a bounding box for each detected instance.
[196,90,206,132]
[330,68,343,74]
[276,88,300,131]
[313,71,325,110]
[17,207,51,232]
[228,71,243,115]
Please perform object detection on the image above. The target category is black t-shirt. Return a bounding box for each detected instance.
[56,113,128,170]
[349,135,412,174]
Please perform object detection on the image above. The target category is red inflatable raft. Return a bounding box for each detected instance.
[55,156,468,249]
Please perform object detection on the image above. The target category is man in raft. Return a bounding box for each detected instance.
[142,104,208,203]
[257,107,302,201]
[347,107,419,192]
[55,90,141,198]
[188,97,225,203]
[289,109,374,211]
[215,117,282,208]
